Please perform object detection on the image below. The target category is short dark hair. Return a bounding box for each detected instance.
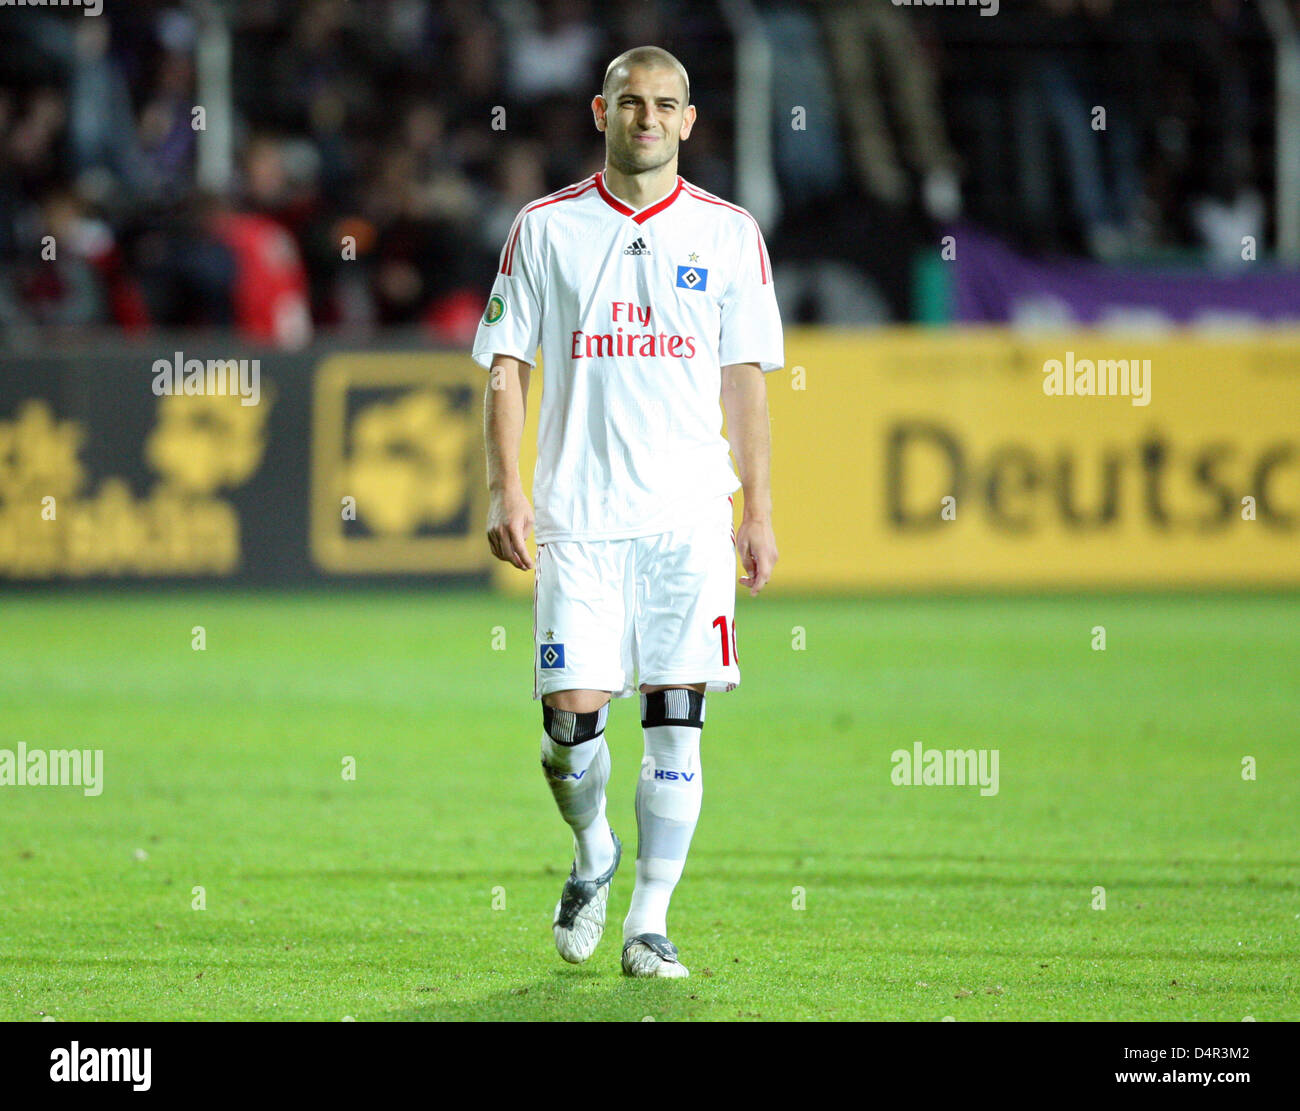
[602,46,690,104]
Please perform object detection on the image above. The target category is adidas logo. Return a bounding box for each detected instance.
[624,237,652,256]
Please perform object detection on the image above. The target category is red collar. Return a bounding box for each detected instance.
[595,172,684,224]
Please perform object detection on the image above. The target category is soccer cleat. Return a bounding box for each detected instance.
[621,933,689,979]
[552,830,621,964]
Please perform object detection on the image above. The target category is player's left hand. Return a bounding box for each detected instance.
[735,517,777,597]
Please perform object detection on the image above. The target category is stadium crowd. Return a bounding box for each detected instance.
[0,0,1279,342]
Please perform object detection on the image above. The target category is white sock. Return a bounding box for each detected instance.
[540,705,614,880]
[624,690,704,940]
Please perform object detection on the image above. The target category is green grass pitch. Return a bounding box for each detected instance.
[1,589,1296,1021]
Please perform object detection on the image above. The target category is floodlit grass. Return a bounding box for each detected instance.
[2,590,1296,1020]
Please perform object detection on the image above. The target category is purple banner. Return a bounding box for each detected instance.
[950,226,1300,329]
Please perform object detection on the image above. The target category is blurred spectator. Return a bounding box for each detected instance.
[208,197,313,348]
[1015,0,1141,259]
[12,190,106,328]
[7,87,67,200]
[135,9,199,198]
[443,13,507,173]
[132,194,237,330]
[760,2,902,322]
[813,0,962,222]
[68,18,143,192]
[480,138,548,252]
[762,3,846,210]
[1127,0,1262,263]
[500,0,601,101]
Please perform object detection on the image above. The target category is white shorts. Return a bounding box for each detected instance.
[533,494,740,700]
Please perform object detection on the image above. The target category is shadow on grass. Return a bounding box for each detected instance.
[380,967,712,1022]
[235,869,564,884]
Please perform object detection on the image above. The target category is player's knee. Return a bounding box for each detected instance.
[543,703,609,748]
[541,702,609,779]
[542,689,611,714]
[640,688,705,731]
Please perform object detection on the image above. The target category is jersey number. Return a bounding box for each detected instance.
[712,615,739,667]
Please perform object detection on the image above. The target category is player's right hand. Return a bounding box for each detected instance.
[487,487,535,570]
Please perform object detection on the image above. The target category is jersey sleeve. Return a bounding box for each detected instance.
[471,206,544,369]
[718,217,784,373]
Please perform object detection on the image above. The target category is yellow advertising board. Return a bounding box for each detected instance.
[9,334,1286,587]
[0,392,269,579]
[494,328,1300,593]
[311,353,487,573]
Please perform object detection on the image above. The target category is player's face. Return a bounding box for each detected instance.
[595,66,695,176]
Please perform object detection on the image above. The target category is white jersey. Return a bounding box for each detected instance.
[471,171,784,543]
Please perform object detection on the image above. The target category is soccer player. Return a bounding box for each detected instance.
[472,46,783,978]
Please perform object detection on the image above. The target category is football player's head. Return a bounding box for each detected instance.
[593,46,695,176]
